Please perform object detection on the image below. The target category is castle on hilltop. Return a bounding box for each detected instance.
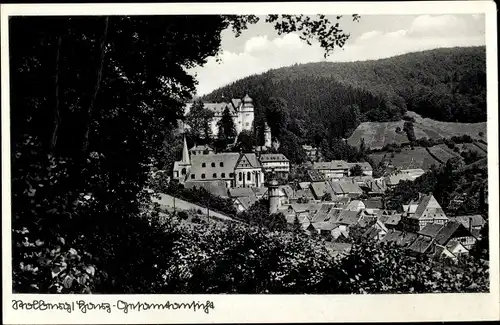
[184,94,255,137]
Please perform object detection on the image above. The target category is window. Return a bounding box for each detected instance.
[191,174,195,179]
[221,173,226,178]
[201,174,206,179]
[202,163,206,168]
[220,162,224,167]
[245,122,250,126]
[192,152,196,155]
[229,173,234,177]
[211,162,216,167]
[181,168,186,175]
[213,173,217,178]
[247,172,251,181]
[239,172,242,181]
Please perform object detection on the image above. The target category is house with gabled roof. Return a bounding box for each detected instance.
[313,160,350,180]
[345,199,365,212]
[382,213,401,229]
[401,193,448,232]
[347,162,373,176]
[338,181,364,198]
[450,215,486,232]
[408,235,435,255]
[258,153,290,178]
[434,221,477,250]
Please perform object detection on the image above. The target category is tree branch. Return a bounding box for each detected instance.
[81,16,109,153]
[50,36,63,153]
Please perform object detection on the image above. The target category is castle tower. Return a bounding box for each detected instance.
[268,172,281,214]
[240,94,255,133]
[264,122,272,148]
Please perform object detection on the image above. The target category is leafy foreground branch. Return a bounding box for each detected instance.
[14,203,488,294]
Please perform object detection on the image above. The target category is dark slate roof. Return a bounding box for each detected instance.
[326,208,343,223]
[384,213,402,226]
[259,153,289,162]
[450,215,486,229]
[235,196,258,210]
[418,223,445,238]
[329,181,344,194]
[363,199,383,209]
[363,226,380,240]
[338,181,363,194]
[395,232,419,247]
[310,181,334,199]
[229,187,257,198]
[235,153,262,169]
[434,221,467,246]
[313,160,349,170]
[381,229,403,243]
[312,221,337,231]
[335,210,360,226]
[311,204,333,223]
[408,236,435,254]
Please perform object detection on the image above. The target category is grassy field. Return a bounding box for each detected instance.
[427,144,461,164]
[348,121,408,149]
[369,147,440,170]
[407,111,486,139]
[348,112,487,149]
[459,143,487,157]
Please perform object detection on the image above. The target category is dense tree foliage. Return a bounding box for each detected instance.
[384,158,488,217]
[217,106,237,148]
[11,14,489,295]
[186,100,214,142]
[203,47,486,149]
[11,14,367,293]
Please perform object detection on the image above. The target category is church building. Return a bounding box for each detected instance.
[172,136,265,188]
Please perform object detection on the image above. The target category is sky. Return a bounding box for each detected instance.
[188,14,485,96]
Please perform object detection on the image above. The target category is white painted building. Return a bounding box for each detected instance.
[259,153,290,178]
[184,94,255,137]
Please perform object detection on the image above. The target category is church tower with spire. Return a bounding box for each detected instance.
[172,134,192,183]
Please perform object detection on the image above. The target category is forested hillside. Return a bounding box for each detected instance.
[203,46,486,144]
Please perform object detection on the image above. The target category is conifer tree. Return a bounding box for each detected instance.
[217,106,237,148]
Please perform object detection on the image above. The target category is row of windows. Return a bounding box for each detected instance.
[191,171,260,181]
[201,162,224,168]
[192,172,233,179]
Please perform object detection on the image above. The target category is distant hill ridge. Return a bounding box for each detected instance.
[203,46,486,143]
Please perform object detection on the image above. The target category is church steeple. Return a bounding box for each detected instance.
[181,135,190,164]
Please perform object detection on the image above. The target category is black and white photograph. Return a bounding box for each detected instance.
[2,1,499,323]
